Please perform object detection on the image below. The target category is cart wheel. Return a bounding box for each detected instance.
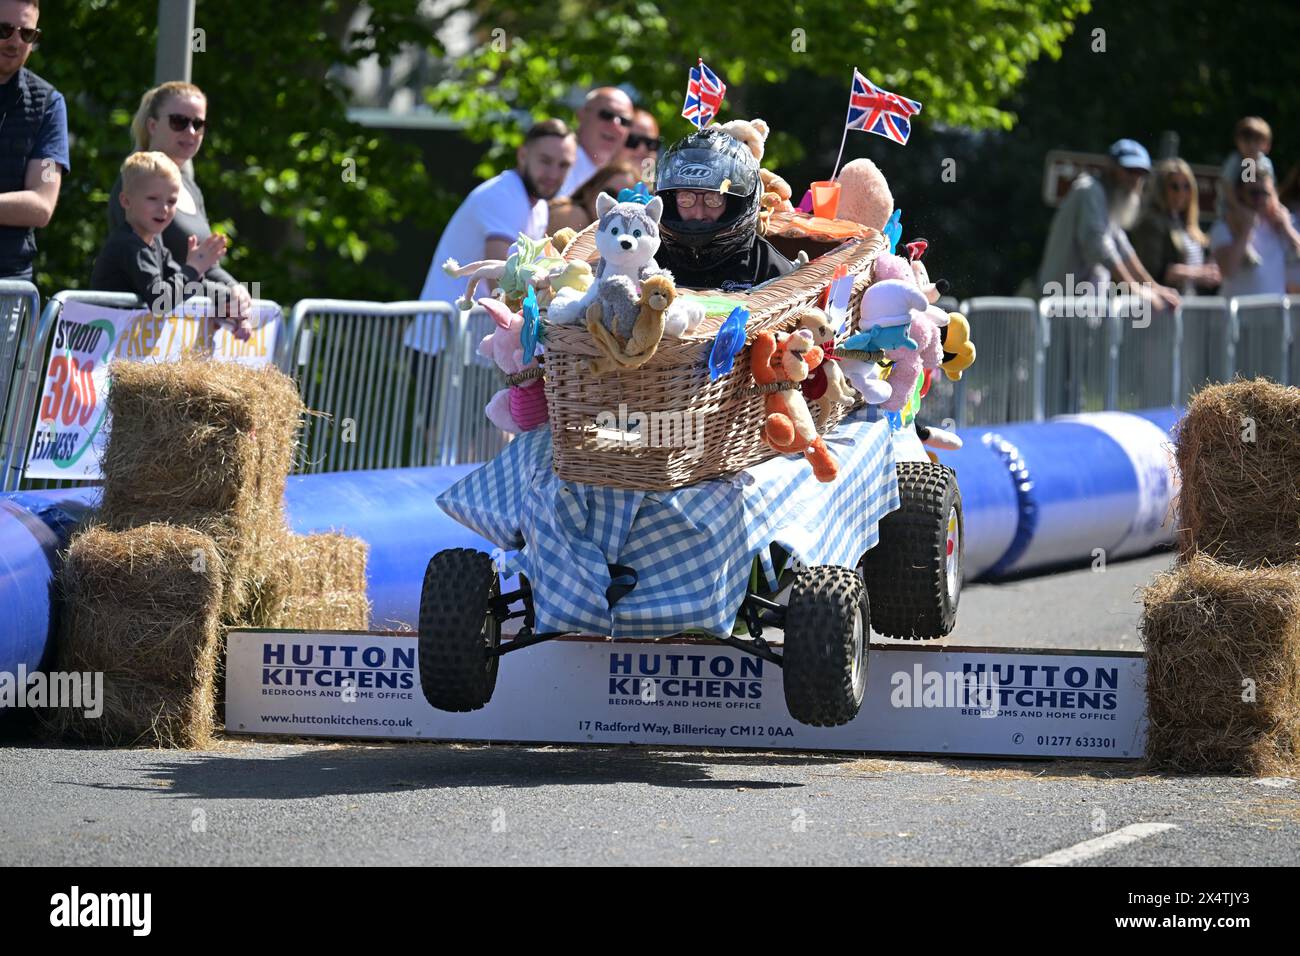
[782,566,869,727]
[418,548,501,712]
[860,462,963,639]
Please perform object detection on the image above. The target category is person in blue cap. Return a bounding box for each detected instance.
[1036,138,1181,311]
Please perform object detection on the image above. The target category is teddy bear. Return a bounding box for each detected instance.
[796,307,857,423]
[718,118,796,231]
[476,297,548,433]
[751,329,839,482]
[550,227,578,255]
[836,158,894,232]
[586,274,677,376]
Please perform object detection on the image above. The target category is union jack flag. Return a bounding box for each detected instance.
[681,58,726,129]
[845,68,922,145]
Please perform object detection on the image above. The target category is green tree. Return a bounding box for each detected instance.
[429,0,1091,174]
[33,0,447,303]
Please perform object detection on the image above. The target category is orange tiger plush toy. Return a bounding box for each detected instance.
[751,329,839,482]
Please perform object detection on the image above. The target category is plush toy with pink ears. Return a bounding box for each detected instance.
[476,298,548,433]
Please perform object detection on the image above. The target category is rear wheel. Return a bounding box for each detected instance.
[418,548,501,712]
[782,566,868,727]
[861,462,963,639]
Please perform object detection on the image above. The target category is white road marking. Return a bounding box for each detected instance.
[1019,823,1178,867]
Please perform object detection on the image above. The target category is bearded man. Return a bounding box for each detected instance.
[1037,138,1180,310]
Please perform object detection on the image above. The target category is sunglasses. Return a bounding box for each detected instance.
[675,190,725,209]
[0,22,40,43]
[625,133,661,151]
[597,108,632,128]
[167,113,207,133]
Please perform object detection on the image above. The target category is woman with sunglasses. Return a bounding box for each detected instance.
[107,81,250,318]
[620,109,661,182]
[547,160,639,233]
[1131,159,1220,297]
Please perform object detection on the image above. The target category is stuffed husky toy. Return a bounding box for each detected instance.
[549,194,666,329]
[550,192,702,338]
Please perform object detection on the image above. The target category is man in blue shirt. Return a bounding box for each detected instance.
[0,0,69,281]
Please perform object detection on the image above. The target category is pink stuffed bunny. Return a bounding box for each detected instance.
[476,298,548,433]
[882,309,944,412]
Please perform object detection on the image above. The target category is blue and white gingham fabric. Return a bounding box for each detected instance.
[437,408,899,638]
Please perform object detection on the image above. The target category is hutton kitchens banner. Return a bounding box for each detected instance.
[24,299,280,480]
[226,630,1147,759]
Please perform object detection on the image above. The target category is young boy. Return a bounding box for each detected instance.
[91,151,250,338]
[1218,117,1278,267]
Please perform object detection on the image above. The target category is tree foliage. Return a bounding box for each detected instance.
[429,0,1091,174]
[33,0,446,303]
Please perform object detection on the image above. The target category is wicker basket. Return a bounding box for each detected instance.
[544,216,885,491]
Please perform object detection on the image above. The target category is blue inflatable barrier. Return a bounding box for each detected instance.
[936,408,1181,579]
[0,409,1182,679]
[0,467,497,678]
[0,494,96,676]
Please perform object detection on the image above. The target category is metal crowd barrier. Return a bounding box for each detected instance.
[4,291,285,492]
[1176,296,1230,404]
[960,292,1291,422]
[0,279,42,492]
[952,297,1043,426]
[281,299,506,474]
[4,289,1296,488]
[1230,294,1291,385]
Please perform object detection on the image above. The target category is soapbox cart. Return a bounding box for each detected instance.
[417,216,964,728]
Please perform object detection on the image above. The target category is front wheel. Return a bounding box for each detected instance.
[782,566,869,727]
[861,462,963,639]
[418,548,501,712]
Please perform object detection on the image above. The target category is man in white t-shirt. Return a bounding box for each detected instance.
[1211,172,1300,298]
[409,118,576,354]
[558,87,634,197]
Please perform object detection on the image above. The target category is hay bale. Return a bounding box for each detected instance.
[98,357,303,617]
[50,524,225,748]
[243,532,370,630]
[1175,378,1300,566]
[1140,553,1300,774]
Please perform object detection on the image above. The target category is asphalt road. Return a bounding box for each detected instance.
[4,549,1298,867]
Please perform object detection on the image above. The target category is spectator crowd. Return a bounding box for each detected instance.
[1037,116,1300,308]
[2,0,1296,325]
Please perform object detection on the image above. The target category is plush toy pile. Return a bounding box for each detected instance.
[455,115,977,485]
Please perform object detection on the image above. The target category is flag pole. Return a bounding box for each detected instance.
[829,69,856,181]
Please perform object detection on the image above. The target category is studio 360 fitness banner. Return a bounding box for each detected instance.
[23,299,280,481]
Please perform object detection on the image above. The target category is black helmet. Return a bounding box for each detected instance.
[656,126,762,266]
